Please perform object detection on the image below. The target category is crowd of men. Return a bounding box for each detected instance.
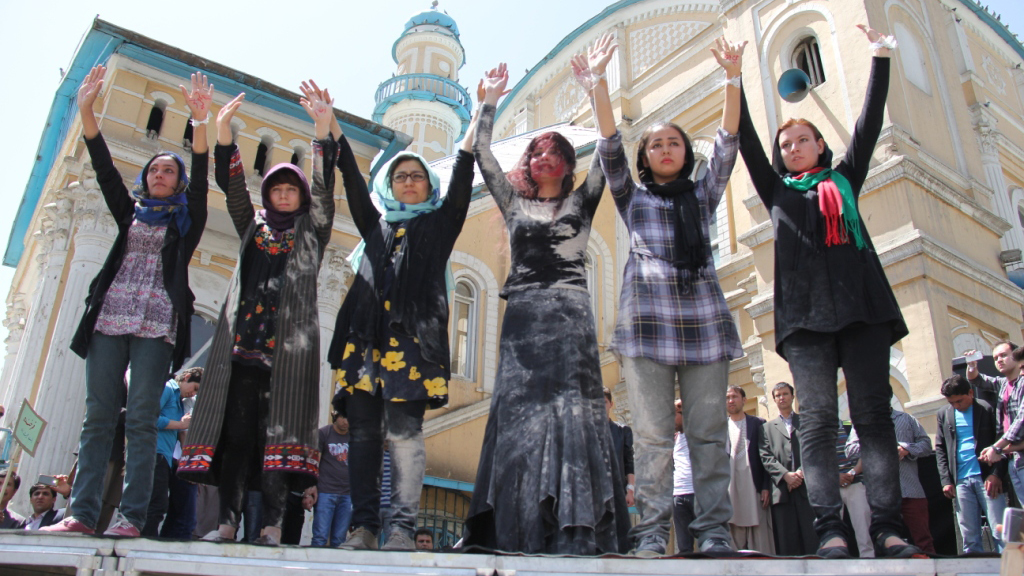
[3,339,1024,555]
[655,340,1023,556]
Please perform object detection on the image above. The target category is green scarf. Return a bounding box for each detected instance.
[782,168,865,250]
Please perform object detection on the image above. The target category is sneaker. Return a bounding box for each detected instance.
[253,534,280,547]
[699,537,736,556]
[339,526,378,550]
[632,534,667,557]
[39,516,95,535]
[381,529,415,551]
[201,529,233,543]
[102,513,141,537]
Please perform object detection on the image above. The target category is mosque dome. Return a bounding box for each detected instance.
[402,1,460,39]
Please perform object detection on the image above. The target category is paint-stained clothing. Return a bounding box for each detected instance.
[178,139,336,490]
[464,104,630,555]
[597,129,742,365]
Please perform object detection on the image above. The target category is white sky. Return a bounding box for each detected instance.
[0,0,1021,367]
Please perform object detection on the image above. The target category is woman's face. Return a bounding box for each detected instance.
[391,159,430,205]
[528,143,567,184]
[778,124,825,174]
[642,126,688,184]
[268,182,303,213]
[146,156,181,199]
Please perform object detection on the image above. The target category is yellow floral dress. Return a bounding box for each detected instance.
[334,223,448,408]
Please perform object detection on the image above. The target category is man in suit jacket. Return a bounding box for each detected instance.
[726,386,774,553]
[759,382,817,555]
[935,374,1007,553]
[22,483,66,530]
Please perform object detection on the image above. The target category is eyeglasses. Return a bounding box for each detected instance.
[392,172,427,184]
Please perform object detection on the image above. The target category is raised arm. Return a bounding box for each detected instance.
[474,64,517,214]
[181,72,212,250]
[443,88,482,222]
[698,38,746,209]
[737,87,780,209]
[300,82,339,249]
[300,81,378,240]
[77,65,133,222]
[710,38,745,136]
[840,25,892,190]
[214,94,256,239]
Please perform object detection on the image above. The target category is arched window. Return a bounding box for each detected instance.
[146,100,167,139]
[792,37,826,87]
[254,135,274,177]
[1016,203,1024,229]
[894,23,930,94]
[182,118,194,150]
[450,279,478,379]
[690,157,708,183]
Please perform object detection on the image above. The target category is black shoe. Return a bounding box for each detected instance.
[816,531,851,559]
[699,537,736,556]
[874,532,922,558]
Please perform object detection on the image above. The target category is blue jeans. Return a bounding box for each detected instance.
[1010,462,1024,508]
[622,356,732,547]
[781,324,906,545]
[311,493,352,547]
[955,475,1006,553]
[70,333,174,530]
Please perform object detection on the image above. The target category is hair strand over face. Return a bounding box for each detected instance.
[507,132,576,199]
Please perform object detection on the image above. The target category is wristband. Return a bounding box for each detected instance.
[190,117,209,126]
[626,484,635,492]
[573,70,606,92]
[723,75,741,88]
[869,35,898,51]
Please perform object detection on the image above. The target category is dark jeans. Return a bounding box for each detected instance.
[672,494,696,553]
[142,457,172,536]
[160,462,197,539]
[781,323,906,545]
[217,363,287,531]
[346,389,426,536]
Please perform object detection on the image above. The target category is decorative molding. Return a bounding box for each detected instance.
[423,398,490,437]
[744,290,775,320]
[736,220,773,249]
[861,154,1010,236]
[628,21,711,78]
[875,228,1024,305]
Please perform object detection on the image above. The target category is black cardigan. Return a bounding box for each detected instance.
[70,133,209,371]
[327,136,474,370]
[737,58,907,356]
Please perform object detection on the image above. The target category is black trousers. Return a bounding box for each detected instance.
[216,363,287,530]
[142,457,172,536]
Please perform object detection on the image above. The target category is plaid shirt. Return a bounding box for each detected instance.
[974,373,1024,451]
[597,129,742,365]
[847,410,931,498]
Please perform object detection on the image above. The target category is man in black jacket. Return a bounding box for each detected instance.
[23,483,66,530]
[605,388,635,507]
[935,374,1007,553]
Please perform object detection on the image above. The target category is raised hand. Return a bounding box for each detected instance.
[300,80,341,139]
[711,38,746,78]
[216,93,245,145]
[857,24,895,56]
[481,63,510,106]
[180,72,214,121]
[78,65,106,111]
[299,80,334,140]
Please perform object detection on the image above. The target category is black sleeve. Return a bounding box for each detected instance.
[840,57,891,192]
[83,133,134,222]
[184,148,209,254]
[737,87,780,209]
[336,134,380,239]
[439,149,475,230]
[934,411,952,487]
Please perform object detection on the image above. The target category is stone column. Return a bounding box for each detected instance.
[972,105,1024,277]
[0,187,72,430]
[0,295,28,414]
[18,166,117,492]
[316,245,353,422]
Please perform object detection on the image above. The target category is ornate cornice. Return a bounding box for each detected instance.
[423,398,490,437]
[737,220,773,249]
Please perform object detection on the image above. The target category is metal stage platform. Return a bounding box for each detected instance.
[0,531,1005,576]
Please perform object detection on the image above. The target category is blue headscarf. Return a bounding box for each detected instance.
[132,152,191,235]
[348,151,454,294]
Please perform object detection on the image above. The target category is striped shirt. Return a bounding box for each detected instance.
[847,410,931,498]
[597,129,742,365]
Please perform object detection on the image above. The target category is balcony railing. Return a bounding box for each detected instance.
[374,73,471,111]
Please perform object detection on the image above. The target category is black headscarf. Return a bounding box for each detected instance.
[637,128,707,276]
